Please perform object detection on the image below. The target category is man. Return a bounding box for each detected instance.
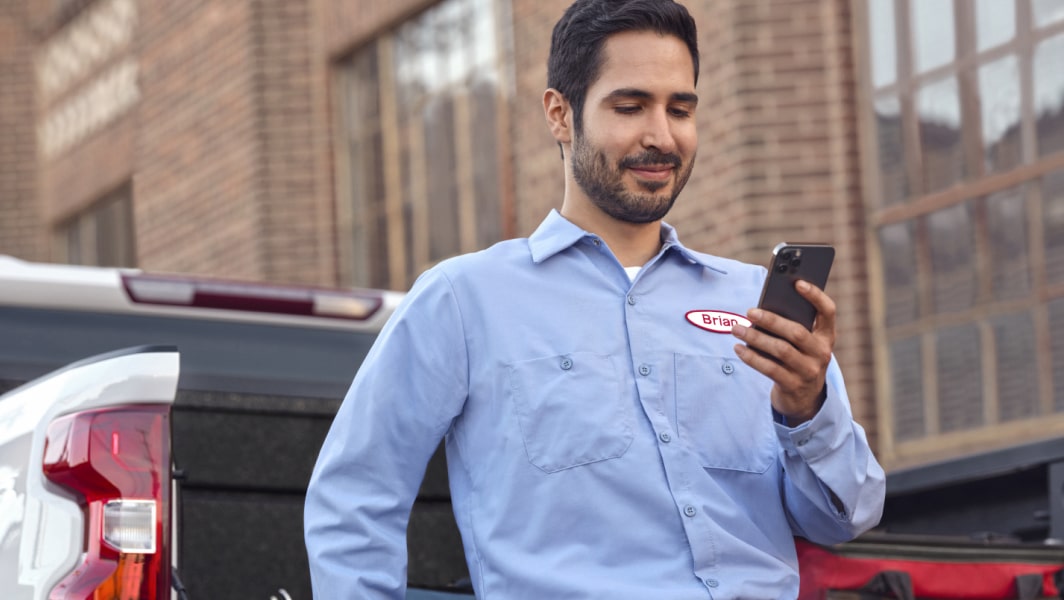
[304,0,885,597]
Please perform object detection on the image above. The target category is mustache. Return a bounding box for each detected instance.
[619,150,682,170]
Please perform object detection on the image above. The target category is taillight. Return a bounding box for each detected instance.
[121,272,384,320]
[42,405,171,600]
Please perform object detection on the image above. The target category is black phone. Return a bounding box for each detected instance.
[755,242,835,332]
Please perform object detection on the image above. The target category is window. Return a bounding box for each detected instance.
[859,0,1064,467]
[58,184,136,267]
[338,0,515,290]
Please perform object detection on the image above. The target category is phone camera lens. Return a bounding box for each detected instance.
[776,262,788,273]
[790,257,802,269]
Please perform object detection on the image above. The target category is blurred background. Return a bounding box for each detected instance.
[1,0,1064,533]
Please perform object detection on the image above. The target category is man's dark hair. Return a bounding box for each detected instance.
[547,0,700,135]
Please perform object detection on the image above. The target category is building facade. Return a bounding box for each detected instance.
[1,0,1063,477]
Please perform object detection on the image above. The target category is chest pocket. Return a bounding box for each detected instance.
[507,352,633,473]
[674,353,777,473]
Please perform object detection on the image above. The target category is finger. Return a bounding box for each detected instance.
[732,322,802,372]
[795,280,837,335]
[737,316,827,388]
[733,341,793,382]
[745,307,813,354]
[733,344,811,410]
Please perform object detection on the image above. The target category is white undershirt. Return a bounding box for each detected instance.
[624,266,641,281]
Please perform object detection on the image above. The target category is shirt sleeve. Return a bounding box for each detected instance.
[304,267,469,600]
[774,355,886,545]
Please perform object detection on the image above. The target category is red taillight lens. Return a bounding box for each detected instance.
[42,406,171,600]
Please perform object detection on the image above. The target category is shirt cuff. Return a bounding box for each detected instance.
[774,383,849,460]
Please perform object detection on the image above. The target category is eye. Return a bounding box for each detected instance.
[668,107,693,118]
[614,105,641,115]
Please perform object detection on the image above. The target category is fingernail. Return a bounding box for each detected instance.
[732,324,747,337]
[796,281,810,292]
[748,308,762,320]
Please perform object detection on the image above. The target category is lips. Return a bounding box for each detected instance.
[628,165,674,180]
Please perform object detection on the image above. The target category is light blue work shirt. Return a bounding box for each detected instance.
[305,209,885,600]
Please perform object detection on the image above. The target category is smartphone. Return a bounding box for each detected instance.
[755,242,835,333]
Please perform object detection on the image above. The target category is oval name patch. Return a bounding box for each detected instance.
[685,310,751,334]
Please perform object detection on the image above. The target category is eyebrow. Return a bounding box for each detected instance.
[604,88,699,105]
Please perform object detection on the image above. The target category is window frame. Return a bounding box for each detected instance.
[333,0,516,291]
[855,0,1064,468]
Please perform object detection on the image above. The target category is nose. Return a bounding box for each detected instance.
[640,107,678,154]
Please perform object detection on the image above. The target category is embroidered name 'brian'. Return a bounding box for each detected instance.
[685,310,752,334]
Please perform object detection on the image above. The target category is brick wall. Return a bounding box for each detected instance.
[0,0,44,261]
[252,0,335,285]
[509,0,570,235]
[320,0,434,57]
[124,0,331,284]
[133,0,263,277]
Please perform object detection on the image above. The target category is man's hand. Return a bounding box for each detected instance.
[731,280,836,426]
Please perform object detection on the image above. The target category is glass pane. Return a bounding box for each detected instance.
[880,222,920,325]
[387,0,506,283]
[1045,169,1064,284]
[874,95,909,206]
[936,324,984,433]
[868,0,898,88]
[917,77,965,193]
[346,47,382,288]
[1052,298,1064,412]
[992,311,1040,422]
[65,219,82,265]
[985,186,1030,300]
[472,82,502,248]
[1033,0,1064,28]
[911,0,955,74]
[927,202,977,314]
[978,55,1023,174]
[890,336,925,441]
[975,0,1015,52]
[1034,33,1064,158]
[424,96,461,261]
[95,188,135,268]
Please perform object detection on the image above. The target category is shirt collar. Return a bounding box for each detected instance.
[529,209,728,274]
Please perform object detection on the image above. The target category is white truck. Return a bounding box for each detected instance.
[0,256,473,600]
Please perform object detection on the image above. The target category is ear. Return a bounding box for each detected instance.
[543,88,573,145]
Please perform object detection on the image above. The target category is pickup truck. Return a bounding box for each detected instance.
[0,256,473,599]
[5,255,1064,600]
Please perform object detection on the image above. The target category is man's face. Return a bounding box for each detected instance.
[570,30,698,224]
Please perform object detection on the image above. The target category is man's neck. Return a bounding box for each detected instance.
[560,204,663,268]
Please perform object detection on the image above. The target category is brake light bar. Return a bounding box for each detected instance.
[121,273,383,320]
[42,405,171,600]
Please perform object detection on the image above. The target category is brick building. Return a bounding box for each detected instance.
[2,0,1064,503]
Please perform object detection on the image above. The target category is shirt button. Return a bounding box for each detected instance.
[627,295,636,306]
[706,579,719,588]
[639,364,651,376]
[683,505,697,518]
[796,438,809,447]
[560,358,573,370]
[592,238,601,246]
[722,362,735,375]
[659,432,671,443]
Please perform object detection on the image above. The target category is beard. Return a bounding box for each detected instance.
[570,132,694,224]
